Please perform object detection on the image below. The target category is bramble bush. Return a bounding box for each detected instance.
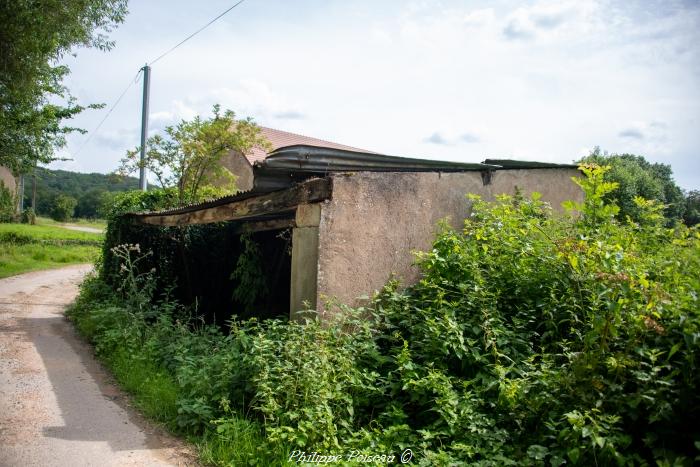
[68,165,699,465]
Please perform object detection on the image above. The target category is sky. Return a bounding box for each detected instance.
[54,0,700,189]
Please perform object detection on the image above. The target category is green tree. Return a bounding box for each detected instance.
[75,189,104,218]
[0,0,129,173]
[118,105,270,205]
[579,148,685,224]
[684,190,700,226]
[25,167,137,217]
[50,193,77,221]
[96,191,116,218]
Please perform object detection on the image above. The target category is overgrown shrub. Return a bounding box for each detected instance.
[101,188,291,323]
[50,193,77,221]
[69,165,700,466]
[21,207,36,224]
[356,166,699,464]
[0,180,16,222]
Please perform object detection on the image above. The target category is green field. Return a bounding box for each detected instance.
[0,223,103,278]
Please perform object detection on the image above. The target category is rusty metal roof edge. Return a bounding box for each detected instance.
[124,186,263,218]
[260,145,501,171]
[125,176,334,219]
[481,159,579,169]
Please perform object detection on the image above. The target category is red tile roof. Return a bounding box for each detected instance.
[245,126,375,164]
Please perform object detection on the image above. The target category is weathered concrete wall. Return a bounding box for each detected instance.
[0,166,17,195]
[315,169,582,314]
[219,151,254,192]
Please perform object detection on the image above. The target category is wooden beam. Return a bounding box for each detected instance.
[230,218,295,234]
[134,178,331,227]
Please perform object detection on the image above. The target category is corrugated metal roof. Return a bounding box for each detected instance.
[245,127,376,164]
[125,185,262,217]
[250,146,500,191]
[129,177,332,221]
[258,146,496,172]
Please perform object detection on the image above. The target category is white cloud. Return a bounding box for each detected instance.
[424,132,450,145]
[423,130,482,146]
[50,0,700,189]
[618,128,645,140]
[502,1,601,42]
[172,100,198,121]
[462,8,496,28]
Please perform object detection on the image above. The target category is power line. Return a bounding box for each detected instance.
[149,0,247,66]
[73,69,143,156]
[73,0,249,156]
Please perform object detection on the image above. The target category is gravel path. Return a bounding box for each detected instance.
[56,224,104,234]
[0,265,197,467]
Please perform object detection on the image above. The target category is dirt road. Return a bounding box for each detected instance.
[0,265,197,466]
[56,224,104,234]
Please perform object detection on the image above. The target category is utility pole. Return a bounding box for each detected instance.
[139,64,151,191]
[17,174,24,213]
[31,172,36,211]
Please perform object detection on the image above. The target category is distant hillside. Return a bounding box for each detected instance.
[24,168,139,218]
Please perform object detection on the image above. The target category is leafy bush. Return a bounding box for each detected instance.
[105,188,179,219]
[0,180,16,222]
[21,207,36,224]
[50,193,77,221]
[357,165,699,464]
[69,165,700,466]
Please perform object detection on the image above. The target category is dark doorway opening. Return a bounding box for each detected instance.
[229,228,292,322]
[185,224,292,326]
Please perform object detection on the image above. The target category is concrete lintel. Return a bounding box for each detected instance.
[290,226,319,321]
[296,203,321,227]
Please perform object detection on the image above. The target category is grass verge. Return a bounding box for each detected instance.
[0,223,102,278]
[67,277,289,466]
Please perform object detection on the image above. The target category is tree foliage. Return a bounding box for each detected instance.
[0,0,128,173]
[25,167,138,218]
[684,190,700,227]
[579,148,685,225]
[118,105,269,206]
[50,193,77,221]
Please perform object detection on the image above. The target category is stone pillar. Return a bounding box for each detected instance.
[290,204,321,321]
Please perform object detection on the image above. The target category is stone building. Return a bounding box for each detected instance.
[128,128,583,320]
[0,165,17,196]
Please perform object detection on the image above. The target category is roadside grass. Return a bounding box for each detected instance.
[0,223,102,278]
[67,280,290,466]
[37,216,107,231]
[107,348,180,427]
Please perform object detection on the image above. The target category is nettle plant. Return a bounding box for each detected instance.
[359,164,700,465]
[109,243,156,313]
